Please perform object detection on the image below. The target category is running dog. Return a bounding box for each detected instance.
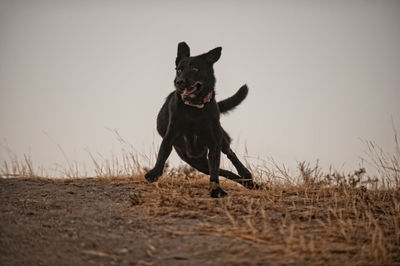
[145,42,256,197]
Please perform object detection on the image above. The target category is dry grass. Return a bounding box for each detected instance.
[1,132,400,265]
[133,169,399,265]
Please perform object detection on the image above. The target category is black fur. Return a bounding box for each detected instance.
[145,42,256,198]
[218,85,248,113]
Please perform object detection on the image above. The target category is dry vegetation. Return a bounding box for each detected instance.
[1,133,399,265]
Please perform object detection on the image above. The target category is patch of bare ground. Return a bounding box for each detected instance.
[1,172,399,266]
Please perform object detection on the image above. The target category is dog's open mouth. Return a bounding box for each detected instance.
[183,86,197,95]
[182,82,202,97]
[179,82,213,109]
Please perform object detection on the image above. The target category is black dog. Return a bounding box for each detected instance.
[145,42,255,197]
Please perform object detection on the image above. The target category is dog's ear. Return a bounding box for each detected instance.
[175,42,190,66]
[205,47,222,64]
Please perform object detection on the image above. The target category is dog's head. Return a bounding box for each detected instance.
[174,42,221,107]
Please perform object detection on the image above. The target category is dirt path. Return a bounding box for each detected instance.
[1,176,399,265]
[0,177,266,266]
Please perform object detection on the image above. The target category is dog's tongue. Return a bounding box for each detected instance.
[183,86,197,95]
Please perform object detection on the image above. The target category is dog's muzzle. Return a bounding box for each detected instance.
[178,82,213,109]
[181,91,213,109]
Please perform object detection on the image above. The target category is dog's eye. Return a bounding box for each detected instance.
[176,68,182,74]
[191,67,199,72]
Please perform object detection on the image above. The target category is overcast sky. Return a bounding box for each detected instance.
[1,0,399,176]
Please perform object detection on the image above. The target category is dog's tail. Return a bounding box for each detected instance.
[218,84,249,114]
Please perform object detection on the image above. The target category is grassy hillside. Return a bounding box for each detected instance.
[1,167,399,265]
[1,135,399,265]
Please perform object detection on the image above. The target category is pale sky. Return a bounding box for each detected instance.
[1,0,399,176]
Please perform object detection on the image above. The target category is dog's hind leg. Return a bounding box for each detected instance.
[184,157,254,188]
[224,148,257,189]
[220,138,256,189]
[224,148,251,178]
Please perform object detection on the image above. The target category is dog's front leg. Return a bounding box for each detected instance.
[208,146,227,198]
[145,132,177,182]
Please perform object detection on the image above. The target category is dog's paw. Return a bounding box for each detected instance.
[144,168,162,183]
[211,187,227,198]
[210,182,227,198]
[242,180,258,189]
[243,180,266,190]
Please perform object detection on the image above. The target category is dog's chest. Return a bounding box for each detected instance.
[183,134,198,147]
[181,133,207,158]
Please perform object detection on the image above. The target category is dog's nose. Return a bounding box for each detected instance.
[176,79,184,86]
